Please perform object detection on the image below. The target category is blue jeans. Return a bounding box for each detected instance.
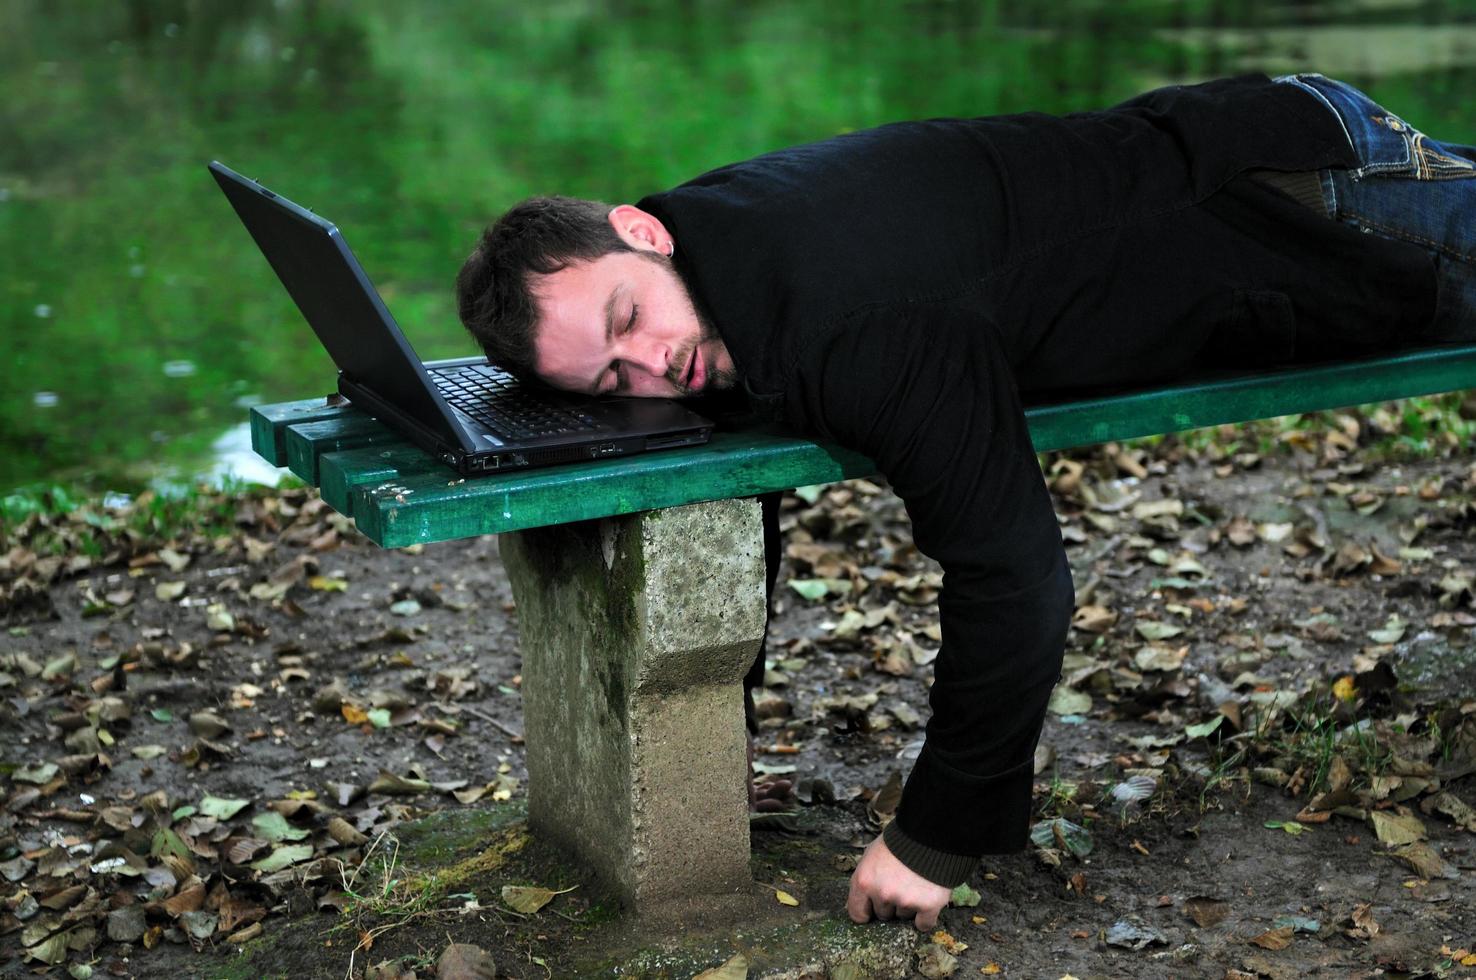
[1275,73,1476,342]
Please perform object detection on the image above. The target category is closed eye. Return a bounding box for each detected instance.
[600,305,639,394]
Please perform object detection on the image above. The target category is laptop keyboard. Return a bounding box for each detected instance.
[430,363,600,440]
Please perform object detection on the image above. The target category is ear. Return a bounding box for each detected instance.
[607,205,671,254]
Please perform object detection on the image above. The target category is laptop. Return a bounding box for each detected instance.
[208,161,714,476]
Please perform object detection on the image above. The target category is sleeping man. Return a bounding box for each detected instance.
[454,73,1476,929]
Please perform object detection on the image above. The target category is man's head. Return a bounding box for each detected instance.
[456,197,736,398]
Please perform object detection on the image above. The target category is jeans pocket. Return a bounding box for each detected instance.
[1274,74,1470,180]
[1409,131,1476,180]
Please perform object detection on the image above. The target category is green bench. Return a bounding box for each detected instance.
[251,344,1476,914]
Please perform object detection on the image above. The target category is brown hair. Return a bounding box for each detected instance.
[455,196,633,379]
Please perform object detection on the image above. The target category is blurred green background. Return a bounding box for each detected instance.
[2,0,1474,491]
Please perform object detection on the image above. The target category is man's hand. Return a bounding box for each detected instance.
[846,834,952,930]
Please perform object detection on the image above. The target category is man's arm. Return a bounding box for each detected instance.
[793,305,1074,909]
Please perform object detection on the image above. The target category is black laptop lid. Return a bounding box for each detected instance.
[209,161,474,452]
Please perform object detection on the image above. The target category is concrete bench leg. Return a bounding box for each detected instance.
[499,498,766,913]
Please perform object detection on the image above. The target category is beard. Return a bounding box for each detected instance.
[642,251,738,395]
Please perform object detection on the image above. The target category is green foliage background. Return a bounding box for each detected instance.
[2,0,1474,489]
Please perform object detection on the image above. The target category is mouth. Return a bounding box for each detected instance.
[685,347,703,393]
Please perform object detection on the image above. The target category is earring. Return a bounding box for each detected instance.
[664,242,675,258]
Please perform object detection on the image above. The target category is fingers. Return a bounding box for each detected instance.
[845,879,873,924]
[753,776,793,799]
[913,904,939,931]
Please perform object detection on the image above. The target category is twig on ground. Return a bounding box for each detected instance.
[457,703,524,741]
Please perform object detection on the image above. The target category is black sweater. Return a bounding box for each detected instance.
[639,75,1438,884]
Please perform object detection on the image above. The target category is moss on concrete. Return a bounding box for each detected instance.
[394,800,527,867]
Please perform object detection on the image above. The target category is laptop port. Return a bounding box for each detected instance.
[592,442,619,457]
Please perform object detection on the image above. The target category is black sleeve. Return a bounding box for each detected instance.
[793,305,1075,885]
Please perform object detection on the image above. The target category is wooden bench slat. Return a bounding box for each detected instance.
[1028,344,1476,452]
[252,343,1476,546]
[319,442,438,514]
[249,398,357,466]
[349,430,875,548]
[283,416,405,485]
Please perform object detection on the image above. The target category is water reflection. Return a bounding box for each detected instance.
[207,422,285,488]
[1161,24,1476,77]
[1,0,1472,491]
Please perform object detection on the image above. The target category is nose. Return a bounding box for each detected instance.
[628,339,670,381]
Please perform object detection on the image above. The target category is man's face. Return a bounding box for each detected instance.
[529,218,737,399]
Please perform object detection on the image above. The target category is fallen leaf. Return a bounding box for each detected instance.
[155,581,187,601]
[199,796,250,821]
[1047,686,1092,716]
[1071,605,1117,633]
[1250,925,1294,950]
[250,844,314,873]
[1030,818,1093,858]
[1111,774,1158,805]
[1185,716,1225,739]
[1134,621,1184,641]
[13,762,60,784]
[500,884,576,914]
[368,770,432,796]
[1387,841,1459,879]
[158,547,191,572]
[435,943,497,979]
[1422,791,1476,832]
[1181,896,1230,927]
[251,811,309,843]
[1366,614,1407,645]
[693,953,747,980]
[205,604,235,632]
[915,944,958,978]
[1345,902,1379,940]
[1133,644,1187,672]
[774,889,800,907]
[1369,810,1426,846]
[42,651,78,679]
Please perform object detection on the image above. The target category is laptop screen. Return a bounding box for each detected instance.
[210,161,472,450]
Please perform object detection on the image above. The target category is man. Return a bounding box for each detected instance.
[454,73,1476,930]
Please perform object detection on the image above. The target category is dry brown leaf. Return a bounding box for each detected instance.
[1369,809,1426,846]
[436,943,497,979]
[693,953,748,980]
[500,884,575,914]
[1250,925,1294,950]
[1181,896,1230,928]
[1345,902,1379,940]
[1388,841,1459,879]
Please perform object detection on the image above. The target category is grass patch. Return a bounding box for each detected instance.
[333,824,535,962]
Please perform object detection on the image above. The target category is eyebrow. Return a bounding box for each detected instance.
[592,287,620,395]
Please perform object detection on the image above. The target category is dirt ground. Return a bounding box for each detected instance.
[3,426,1475,979]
